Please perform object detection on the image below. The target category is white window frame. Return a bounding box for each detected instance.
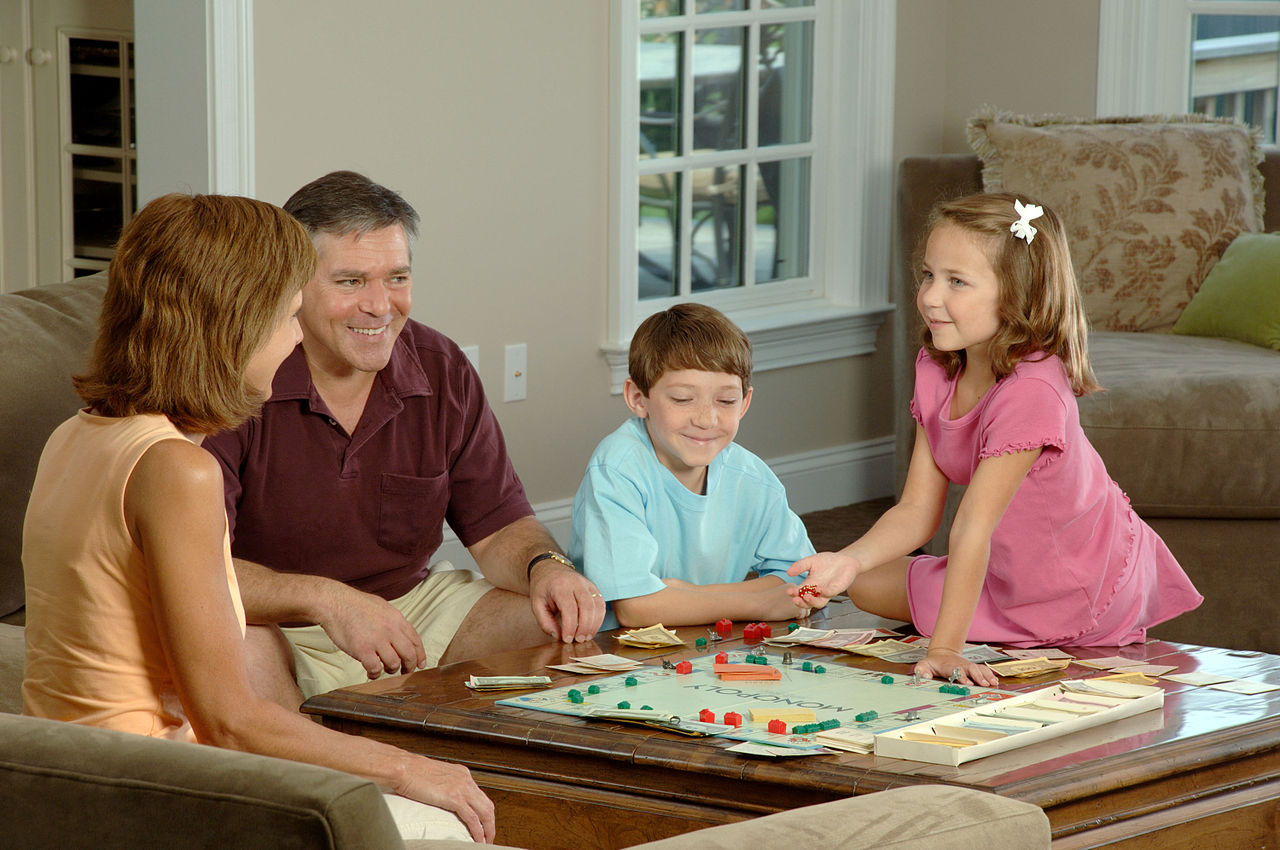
[604,0,895,393]
[1098,0,1280,119]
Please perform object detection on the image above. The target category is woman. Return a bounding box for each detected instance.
[21,193,493,843]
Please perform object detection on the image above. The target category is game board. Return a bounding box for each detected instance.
[497,649,1017,750]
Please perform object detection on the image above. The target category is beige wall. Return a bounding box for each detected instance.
[252,0,894,506]
[251,0,1103,507]
[894,0,1101,159]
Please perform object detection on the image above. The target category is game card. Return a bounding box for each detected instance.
[1163,671,1235,687]
[1209,679,1280,695]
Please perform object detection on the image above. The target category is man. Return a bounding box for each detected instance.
[204,171,604,707]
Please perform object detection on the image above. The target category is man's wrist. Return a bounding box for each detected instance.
[526,551,575,580]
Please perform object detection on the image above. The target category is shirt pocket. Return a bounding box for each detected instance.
[377,472,449,557]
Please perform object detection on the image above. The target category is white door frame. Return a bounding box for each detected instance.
[134,0,253,203]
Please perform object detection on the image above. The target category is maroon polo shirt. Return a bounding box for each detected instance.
[204,319,533,606]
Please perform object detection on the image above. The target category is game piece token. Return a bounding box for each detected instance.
[675,661,693,674]
[760,623,773,638]
[707,628,722,643]
[881,675,894,684]
[695,637,708,649]
[661,660,676,670]
[782,651,793,665]
[767,719,786,734]
[724,711,743,727]
[950,667,963,683]
[715,652,728,664]
[743,623,762,643]
[855,710,878,723]
[699,708,716,723]
[587,684,601,694]
[787,622,800,632]
[641,705,653,711]
[715,619,733,638]
[801,661,813,672]
[617,701,631,709]
[814,665,826,674]
[567,689,583,704]
[624,676,638,687]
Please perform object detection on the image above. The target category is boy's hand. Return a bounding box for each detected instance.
[786,551,861,610]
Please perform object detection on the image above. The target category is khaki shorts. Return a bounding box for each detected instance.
[283,566,493,699]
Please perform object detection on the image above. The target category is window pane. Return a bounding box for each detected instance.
[640,0,682,18]
[69,38,124,148]
[71,154,125,261]
[759,22,813,146]
[763,0,814,7]
[639,172,681,300]
[693,27,746,151]
[639,33,682,158]
[695,0,746,12]
[690,165,743,292]
[1190,14,1279,143]
[756,157,810,283]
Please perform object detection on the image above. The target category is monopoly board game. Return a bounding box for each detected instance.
[497,649,1017,750]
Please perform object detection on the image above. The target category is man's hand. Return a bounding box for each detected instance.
[528,562,605,643]
[318,583,426,679]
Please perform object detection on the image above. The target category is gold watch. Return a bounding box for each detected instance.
[527,551,575,579]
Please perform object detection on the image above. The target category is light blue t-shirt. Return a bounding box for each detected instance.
[569,417,815,629]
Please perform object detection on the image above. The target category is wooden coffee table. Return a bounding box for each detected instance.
[304,603,1280,849]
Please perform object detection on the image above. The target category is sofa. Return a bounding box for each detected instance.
[0,274,1049,847]
[893,147,1280,654]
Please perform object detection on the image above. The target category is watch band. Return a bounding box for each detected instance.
[527,551,575,579]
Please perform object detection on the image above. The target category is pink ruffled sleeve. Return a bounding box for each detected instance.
[978,376,1068,463]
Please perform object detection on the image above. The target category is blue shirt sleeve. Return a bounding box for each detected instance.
[570,461,667,604]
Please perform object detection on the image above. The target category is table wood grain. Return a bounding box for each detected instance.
[304,604,1280,849]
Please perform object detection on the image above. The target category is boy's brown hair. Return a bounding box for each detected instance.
[628,303,752,394]
[74,193,315,434]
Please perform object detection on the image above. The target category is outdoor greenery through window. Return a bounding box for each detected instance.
[1190,5,1279,142]
[637,0,816,302]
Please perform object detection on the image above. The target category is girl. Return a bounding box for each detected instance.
[788,193,1202,687]
[21,194,494,843]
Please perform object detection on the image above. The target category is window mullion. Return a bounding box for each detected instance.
[678,18,695,296]
[743,20,761,290]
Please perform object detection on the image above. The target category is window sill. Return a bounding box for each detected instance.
[600,301,892,394]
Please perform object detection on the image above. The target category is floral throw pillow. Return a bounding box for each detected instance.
[967,108,1264,332]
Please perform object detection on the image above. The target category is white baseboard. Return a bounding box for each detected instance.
[435,437,894,572]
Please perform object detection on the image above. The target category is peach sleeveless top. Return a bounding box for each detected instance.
[22,411,246,742]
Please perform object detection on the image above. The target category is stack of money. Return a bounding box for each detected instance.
[616,624,685,648]
[464,675,553,691]
[546,654,643,674]
[985,657,1073,678]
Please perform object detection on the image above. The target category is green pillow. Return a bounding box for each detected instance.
[1172,232,1280,350]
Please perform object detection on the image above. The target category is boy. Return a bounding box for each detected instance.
[569,303,814,629]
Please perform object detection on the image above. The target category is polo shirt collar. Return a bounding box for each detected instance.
[265,330,434,415]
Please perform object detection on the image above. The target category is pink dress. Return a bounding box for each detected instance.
[907,349,1202,647]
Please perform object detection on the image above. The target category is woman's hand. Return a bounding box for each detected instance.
[785,551,861,611]
[396,754,496,843]
[912,647,999,688]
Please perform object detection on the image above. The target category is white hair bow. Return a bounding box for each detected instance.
[1010,199,1044,244]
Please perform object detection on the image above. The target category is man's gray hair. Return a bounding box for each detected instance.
[283,170,420,241]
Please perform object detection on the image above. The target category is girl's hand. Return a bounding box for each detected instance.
[785,551,861,611]
[913,648,999,689]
